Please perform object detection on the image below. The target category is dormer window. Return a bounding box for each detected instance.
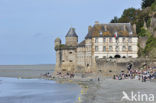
[100,31,103,36]
[109,38,112,43]
[129,32,133,35]
[103,38,106,42]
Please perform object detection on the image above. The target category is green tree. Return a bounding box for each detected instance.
[151,0,156,11]
[144,36,156,56]
[118,8,141,24]
[136,19,144,34]
[110,16,119,23]
[142,0,155,9]
[138,27,151,37]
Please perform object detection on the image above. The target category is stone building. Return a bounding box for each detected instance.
[55,23,138,73]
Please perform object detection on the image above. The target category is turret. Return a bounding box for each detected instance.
[55,37,61,47]
[65,27,78,46]
[55,37,62,71]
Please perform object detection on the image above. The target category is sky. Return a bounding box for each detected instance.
[0,0,142,65]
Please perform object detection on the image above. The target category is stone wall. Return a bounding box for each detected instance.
[61,49,76,71]
[95,58,151,77]
[66,37,78,46]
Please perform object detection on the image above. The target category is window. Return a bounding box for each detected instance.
[122,46,126,51]
[128,46,132,51]
[95,38,98,43]
[122,38,126,42]
[103,46,106,52]
[103,38,106,42]
[100,31,103,36]
[109,46,113,51]
[103,56,106,59]
[87,64,89,67]
[109,38,112,43]
[116,46,119,52]
[69,60,73,62]
[95,56,99,59]
[95,46,98,52]
[69,52,72,54]
[62,60,65,62]
[128,38,132,43]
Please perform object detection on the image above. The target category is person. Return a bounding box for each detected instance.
[149,74,152,82]
[144,76,147,82]
[142,75,144,82]
[113,75,116,79]
[98,77,100,82]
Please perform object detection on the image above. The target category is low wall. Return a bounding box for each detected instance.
[95,58,155,77]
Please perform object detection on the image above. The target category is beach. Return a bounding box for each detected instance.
[0,65,156,103]
[80,79,156,103]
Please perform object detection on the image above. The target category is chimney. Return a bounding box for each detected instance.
[95,21,99,24]
[88,25,92,32]
[123,24,126,31]
[132,24,136,34]
[104,24,107,31]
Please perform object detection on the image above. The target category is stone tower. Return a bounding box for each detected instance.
[55,37,61,47]
[55,37,62,72]
[66,28,78,46]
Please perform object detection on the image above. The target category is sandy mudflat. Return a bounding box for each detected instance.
[81,79,156,103]
[0,77,80,103]
[0,64,55,78]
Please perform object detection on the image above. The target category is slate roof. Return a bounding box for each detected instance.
[78,40,85,47]
[66,27,78,37]
[85,23,136,39]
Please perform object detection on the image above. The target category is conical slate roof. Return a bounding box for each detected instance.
[66,28,78,37]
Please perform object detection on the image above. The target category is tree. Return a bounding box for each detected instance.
[118,8,141,24]
[138,27,151,37]
[110,16,119,23]
[142,0,155,9]
[151,0,156,11]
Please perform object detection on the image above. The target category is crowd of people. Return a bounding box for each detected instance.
[113,66,156,82]
[55,72,75,78]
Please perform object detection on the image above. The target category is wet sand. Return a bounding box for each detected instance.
[0,64,55,78]
[81,79,156,103]
[1,65,156,103]
[0,77,80,103]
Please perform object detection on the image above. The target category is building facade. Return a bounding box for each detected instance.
[55,23,138,72]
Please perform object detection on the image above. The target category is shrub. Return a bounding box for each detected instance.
[144,36,156,55]
[138,27,151,37]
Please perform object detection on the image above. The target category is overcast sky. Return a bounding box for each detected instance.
[0,0,142,65]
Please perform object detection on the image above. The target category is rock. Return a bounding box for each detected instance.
[138,37,148,49]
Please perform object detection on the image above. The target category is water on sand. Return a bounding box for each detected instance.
[0,77,80,103]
